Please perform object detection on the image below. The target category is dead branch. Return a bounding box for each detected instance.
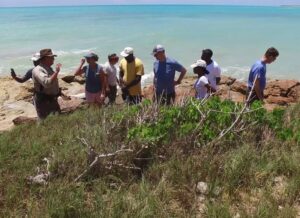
[74,149,133,182]
[208,75,259,145]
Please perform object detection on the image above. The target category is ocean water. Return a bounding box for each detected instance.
[0,5,299,83]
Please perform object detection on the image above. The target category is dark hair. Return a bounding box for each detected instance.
[265,47,279,57]
[93,55,99,62]
[202,49,213,58]
[108,53,118,60]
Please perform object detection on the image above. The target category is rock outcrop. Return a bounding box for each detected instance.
[143,75,300,111]
[0,74,299,131]
[0,76,85,131]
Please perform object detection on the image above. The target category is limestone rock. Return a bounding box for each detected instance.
[196,182,209,195]
[13,116,37,125]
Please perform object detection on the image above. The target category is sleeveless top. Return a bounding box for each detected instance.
[84,64,102,93]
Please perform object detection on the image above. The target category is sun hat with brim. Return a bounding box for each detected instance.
[31,52,40,61]
[190,59,207,69]
[120,47,134,57]
[39,49,57,59]
[151,44,165,55]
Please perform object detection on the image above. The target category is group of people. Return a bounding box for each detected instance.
[10,45,279,119]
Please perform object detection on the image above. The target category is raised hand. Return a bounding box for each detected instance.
[56,63,62,73]
[10,68,16,78]
[80,58,86,65]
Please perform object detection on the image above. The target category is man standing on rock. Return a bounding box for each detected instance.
[201,49,221,91]
[119,47,144,105]
[247,47,279,104]
[152,45,186,105]
[32,49,62,119]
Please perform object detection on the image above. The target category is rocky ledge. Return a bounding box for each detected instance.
[143,75,300,111]
[0,75,299,131]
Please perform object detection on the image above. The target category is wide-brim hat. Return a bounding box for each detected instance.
[39,49,57,59]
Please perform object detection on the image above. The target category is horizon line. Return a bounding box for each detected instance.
[1,3,298,9]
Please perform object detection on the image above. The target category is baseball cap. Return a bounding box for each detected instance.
[84,52,98,59]
[151,44,165,55]
[31,52,40,61]
[120,47,134,57]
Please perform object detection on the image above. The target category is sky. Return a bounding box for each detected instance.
[0,0,300,7]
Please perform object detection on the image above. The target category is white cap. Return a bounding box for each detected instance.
[190,59,207,69]
[120,47,134,57]
[31,52,40,61]
[152,44,165,55]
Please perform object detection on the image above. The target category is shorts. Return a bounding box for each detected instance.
[85,91,102,104]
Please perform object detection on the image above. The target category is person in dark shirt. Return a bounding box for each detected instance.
[11,52,40,83]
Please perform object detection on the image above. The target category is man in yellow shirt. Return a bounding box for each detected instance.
[119,47,144,104]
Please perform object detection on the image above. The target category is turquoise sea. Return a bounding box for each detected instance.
[0,5,299,83]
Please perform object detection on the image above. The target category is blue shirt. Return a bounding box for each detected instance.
[247,60,267,92]
[153,57,183,94]
[83,65,102,93]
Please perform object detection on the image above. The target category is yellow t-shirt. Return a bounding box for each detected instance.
[120,58,144,96]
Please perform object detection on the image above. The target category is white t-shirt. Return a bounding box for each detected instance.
[194,76,209,99]
[206,60,221,90]
[102,62,118,86]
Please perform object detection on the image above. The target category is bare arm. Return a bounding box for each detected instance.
[119,67,125,87]
[74,59,85,76]
[205,83,216,93]
[100,69,107,96]
[174,67,187,85]
[125,75,141,89]
[254,79,264,100]
[49,63,61,83]
[11,69,31,83]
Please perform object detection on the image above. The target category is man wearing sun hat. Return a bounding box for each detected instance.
[152,44,186,105]
[32,48,62,119]
[119,47,144,105]
[10,52,40,83]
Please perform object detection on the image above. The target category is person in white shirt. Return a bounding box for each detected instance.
[191,60,216,100]
[201,49,221,91]
[103,53,119,104]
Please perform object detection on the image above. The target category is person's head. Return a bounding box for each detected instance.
[108,53,119,65]
[120,47,134,63]
[31,52,40,67]
[84,52,99,64]
[39,49,57,67]
[264,47,279,64]
[152,44,166,61]
[201,49,213,64]
[191,60,207,76]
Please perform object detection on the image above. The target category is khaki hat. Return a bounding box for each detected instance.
[39,49,57,59]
